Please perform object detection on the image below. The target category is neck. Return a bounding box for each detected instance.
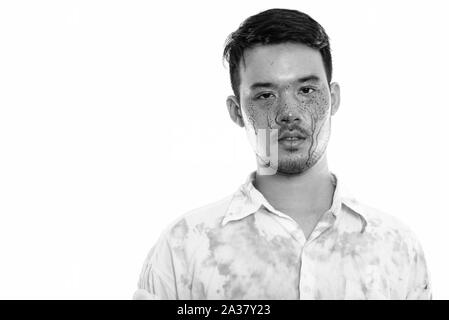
[253,154,335,217]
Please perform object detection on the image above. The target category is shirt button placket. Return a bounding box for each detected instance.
[299,244,314,300]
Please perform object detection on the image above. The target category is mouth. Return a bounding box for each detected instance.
[280,137,303,141]
[278,136,306,147]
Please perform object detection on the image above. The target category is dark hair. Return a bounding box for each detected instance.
[223,8,332,99]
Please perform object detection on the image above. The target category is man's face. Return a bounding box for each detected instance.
[228,42,340,175]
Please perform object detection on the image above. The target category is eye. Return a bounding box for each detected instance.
[299,87,316,94]
[256,92,276,100]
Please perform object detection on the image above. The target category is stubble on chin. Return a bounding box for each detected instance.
[276,155,309,175]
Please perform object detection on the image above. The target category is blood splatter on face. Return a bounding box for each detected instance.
[237,42,336,175]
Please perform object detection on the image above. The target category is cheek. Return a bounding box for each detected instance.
[305,91,330,120]
[243,102,276,128]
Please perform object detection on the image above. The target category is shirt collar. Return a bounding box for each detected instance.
[222,171,368,227]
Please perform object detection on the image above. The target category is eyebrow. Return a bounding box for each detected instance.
[249,75,322,90]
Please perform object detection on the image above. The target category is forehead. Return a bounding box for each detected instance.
[239,42,326,88]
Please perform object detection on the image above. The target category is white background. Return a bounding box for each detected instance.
[0,0,448,299]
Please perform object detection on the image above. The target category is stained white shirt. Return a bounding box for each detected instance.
[134,172,431,300]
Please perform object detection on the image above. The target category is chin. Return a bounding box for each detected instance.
[276,156,309,175]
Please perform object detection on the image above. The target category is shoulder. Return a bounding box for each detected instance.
[341,197,431,299]
[141,194,234,268]
[342,196,423,250]
[155,194,234,247]
[168,194,234,233]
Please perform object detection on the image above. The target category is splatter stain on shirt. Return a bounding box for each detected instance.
[135,172,431,300]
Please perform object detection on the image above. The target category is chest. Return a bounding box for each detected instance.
[182,223,406,299]
[277,206,329,240]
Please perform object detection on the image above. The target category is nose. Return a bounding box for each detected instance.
[275,90,306,126]
[275,110,301,125]
[275,102,303,125]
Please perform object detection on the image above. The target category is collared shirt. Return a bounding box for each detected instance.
[134,172,431,300]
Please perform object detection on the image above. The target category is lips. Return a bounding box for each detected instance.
[277,130,307,149]
[278,131,307,141]
[281,137,303,141]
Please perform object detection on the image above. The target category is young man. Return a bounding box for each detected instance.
[134,8,431,300]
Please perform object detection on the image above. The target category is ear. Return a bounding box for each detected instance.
[329,82,340,116]
[226,95,245,127]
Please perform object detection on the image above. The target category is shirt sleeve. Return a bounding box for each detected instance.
[133,235,178,300]
[406,236,432,300]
